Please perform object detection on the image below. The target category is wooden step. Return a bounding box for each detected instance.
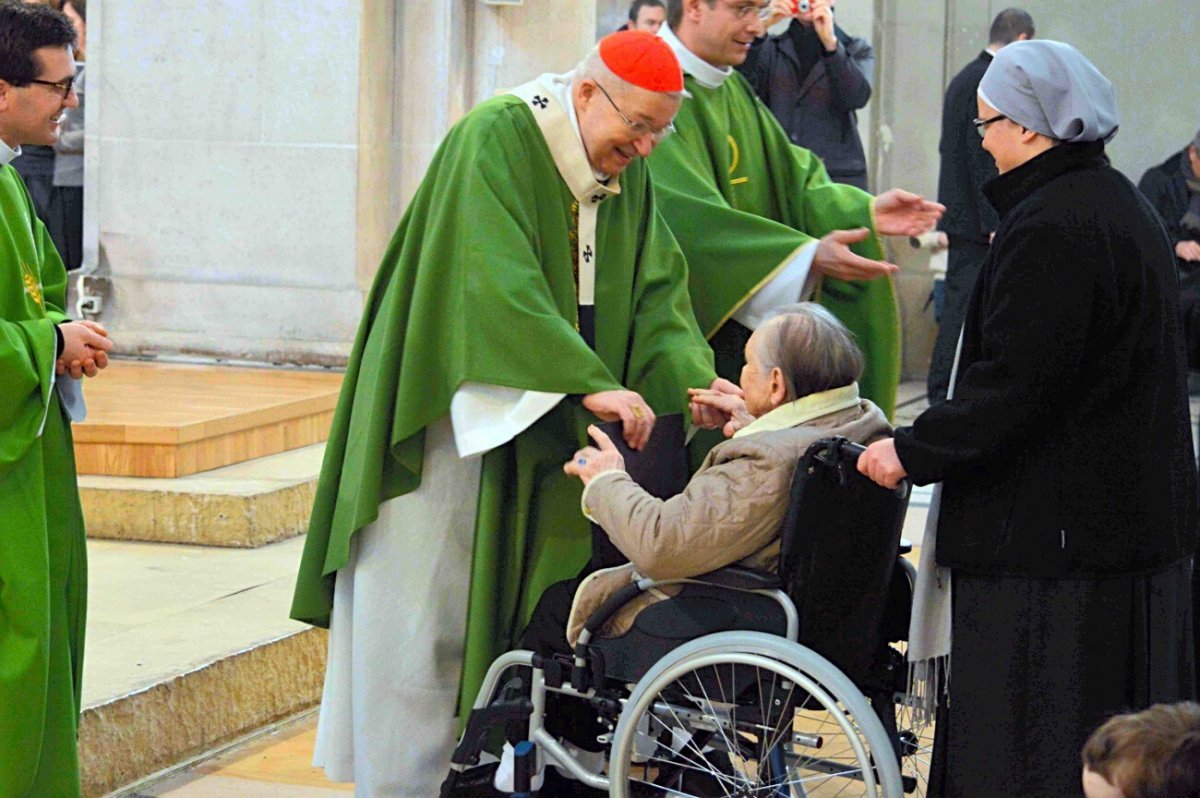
[73,360,343,478]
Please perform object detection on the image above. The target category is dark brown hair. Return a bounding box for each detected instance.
[1081,702,1200,798]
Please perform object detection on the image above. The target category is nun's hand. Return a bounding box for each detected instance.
[857,438,908,490]
[1177,240,1200,263]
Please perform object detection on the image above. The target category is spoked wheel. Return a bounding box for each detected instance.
[892,686,936,792]
[608,632,902,798]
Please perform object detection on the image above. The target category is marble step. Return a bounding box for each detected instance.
[79,536,325,798]
[80,444,324,548]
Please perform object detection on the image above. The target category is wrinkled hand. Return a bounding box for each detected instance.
[813,228,899,281]
[856,438,908,489]
[1177,240,1200,262]
[563,425,626,486]
[690,377,744,430]
[762,0,795,29]
[689,388,756,438]
[874,189,945,238]
[57,320,113,379]
[582,390,655,450]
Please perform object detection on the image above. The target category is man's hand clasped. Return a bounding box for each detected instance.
[57,319,113,378]
[689,385,755,439]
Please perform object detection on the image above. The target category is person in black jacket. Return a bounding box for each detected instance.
[859,40,1197,797]
[927,8,1034,403]
[1139,130,1200,368]
[739,0,873,190]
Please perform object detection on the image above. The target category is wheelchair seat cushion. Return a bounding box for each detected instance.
[588,583,789,683]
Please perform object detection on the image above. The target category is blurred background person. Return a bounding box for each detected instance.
[622,0,666,34]
[927,7,1034,403]
[1081,702,1200,798]
[741,0,874,190]
[49,0,84,271]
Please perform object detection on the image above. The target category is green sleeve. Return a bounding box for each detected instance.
[649,116,815,338]
[624,179,717,413]
[0,317,56,470]
[293,103,628,625]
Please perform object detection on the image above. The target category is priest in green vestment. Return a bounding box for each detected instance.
[0,5,114,795]
[652,0,944,419]
[290,31,734,796]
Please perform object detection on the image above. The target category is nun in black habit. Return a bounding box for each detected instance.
[858,40,1198,797]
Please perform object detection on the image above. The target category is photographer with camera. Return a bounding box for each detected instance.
[739,0,873,189]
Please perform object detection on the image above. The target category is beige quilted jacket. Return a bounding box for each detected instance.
[566,398,891,646]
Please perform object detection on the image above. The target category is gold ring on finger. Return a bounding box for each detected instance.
[631,406,645,420]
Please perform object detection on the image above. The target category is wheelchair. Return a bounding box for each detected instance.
[442,437,931,797]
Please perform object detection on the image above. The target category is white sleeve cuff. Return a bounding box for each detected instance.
[56,377,87,422]
[450,383,565,458]
[731,241,819,330]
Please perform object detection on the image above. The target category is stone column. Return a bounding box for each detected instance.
[89,1,596,366]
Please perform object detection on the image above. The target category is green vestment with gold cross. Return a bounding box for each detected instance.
[290,77,716,728]
[647,49,900,419]
[0,162,88,798]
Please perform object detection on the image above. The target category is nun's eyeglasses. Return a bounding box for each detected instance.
[973,114,1007,138]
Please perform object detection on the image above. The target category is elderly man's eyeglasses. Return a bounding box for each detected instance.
[27,75,76,100]
[973,113,1007,138]
[594,81,675,144]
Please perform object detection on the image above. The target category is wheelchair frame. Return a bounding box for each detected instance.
[443,438,923,797]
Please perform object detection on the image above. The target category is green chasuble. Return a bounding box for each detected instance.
[0,163,88,797]
[648,39,900,418]
[290,78,715,719]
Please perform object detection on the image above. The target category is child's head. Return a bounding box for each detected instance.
[1081,702,1200,798]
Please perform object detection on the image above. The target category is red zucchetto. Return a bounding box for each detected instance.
[598,30,685,93]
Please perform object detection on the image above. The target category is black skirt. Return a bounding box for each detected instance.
[930,557,1195,797]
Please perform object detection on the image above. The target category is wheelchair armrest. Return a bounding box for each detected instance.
[578,581,647,649]
[688,564,782,592]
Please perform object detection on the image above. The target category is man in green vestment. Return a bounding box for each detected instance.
[0,3,114,795]
[652,0,944,419]
[291,31,736,796]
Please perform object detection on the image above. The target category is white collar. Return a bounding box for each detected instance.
[658,24,733,89]
[0,138,21,167]
[733,383,861,439]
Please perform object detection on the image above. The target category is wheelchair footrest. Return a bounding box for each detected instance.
[449,699,534,767]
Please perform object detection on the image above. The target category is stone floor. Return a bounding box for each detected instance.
[105,380,1199,794]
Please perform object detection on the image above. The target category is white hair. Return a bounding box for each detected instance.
[754,303,864,401]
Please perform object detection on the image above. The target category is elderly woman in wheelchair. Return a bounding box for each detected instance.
[442,304,924,797]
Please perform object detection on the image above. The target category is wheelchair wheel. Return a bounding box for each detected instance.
[892,696,935,796]
[608,631,903,797]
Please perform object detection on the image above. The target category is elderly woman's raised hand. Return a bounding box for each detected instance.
[689,388,755,438]
[564,425,626,486]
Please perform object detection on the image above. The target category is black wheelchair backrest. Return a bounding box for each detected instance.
[778,437,911,684]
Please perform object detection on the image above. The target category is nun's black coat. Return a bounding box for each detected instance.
[895,141,1198,796]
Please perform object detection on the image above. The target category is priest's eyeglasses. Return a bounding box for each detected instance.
[722,0,775,20]
[27,75,76,100]
[594,82,676,144]
[973,113,1007,138]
